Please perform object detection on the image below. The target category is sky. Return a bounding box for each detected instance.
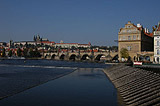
[0,0,160,46]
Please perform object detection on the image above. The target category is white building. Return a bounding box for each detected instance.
[55,41,91,49]
[154,22,160,63]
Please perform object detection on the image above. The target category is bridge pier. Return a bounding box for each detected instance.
[43,52,118,62]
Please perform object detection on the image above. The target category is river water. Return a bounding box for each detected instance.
[0,60,118,106]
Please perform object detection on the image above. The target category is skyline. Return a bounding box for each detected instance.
[1,0,160,46]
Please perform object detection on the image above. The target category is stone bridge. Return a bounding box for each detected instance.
[43,52,118,61]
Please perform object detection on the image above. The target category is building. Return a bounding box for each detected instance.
[41,41,55,46]
[118,21,153,61]
[0,42,7,47]
[55,41,91,49]
[13,41,38,46]
[13,35,54,47]
[154,22,160,63]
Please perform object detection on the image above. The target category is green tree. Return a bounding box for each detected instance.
[17,48,22,57]
[23,48,28,57]
[29,48,41,58]
[2,48,6,57]
[29,48,34,57]
[34,48,41,57]
[8,50,12,57]
[120,48,129,59]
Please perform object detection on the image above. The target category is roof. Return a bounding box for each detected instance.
[41,41,55,43]
[78,44,90,46]
[0,42,7,43]
[144,32,153,37]
[131,22,153,37]
[14,41,35,43]
[56,43,78,44]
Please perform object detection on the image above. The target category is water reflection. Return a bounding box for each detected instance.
[0,68,118,106]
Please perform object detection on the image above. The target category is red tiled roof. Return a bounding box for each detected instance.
[144,32,153,37]
[132,23,153,37]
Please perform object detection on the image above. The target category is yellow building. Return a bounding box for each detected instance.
[118,21,153,61]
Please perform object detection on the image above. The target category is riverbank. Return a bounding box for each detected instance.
[103,64,160,106]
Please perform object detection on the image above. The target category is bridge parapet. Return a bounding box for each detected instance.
[43,52,118,61]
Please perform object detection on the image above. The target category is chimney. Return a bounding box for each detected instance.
[147,29,149,33]
[137,23,142,28]
[145,28,147,33]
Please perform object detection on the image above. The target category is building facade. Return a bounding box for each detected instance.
[55,41,91,49]
[154,22,160,63]
[118,21,153,61]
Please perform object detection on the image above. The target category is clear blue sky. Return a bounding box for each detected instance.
[0,0,160,46]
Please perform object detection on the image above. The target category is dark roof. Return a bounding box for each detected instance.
[14,41,35,43]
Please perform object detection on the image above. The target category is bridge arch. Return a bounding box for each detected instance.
[60,54,65,60]
[69,54,76,61]
[95,54,105,61]
[81,54,90,60]
[51,54,56,59]
[45,54,48,59]
[112,54,118,61]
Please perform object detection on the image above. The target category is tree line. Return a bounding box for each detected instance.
[0,48,41,58]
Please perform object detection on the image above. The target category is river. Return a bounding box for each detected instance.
[0,60,118,106]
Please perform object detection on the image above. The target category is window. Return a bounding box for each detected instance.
[157,49,160,55]
[122,30,125,33]
[123,36,125,40]
[137,35,139,40]
[133,35,136,40]
[157,41,159,46]
[127,46,131,51]
[127,26,132,28]
[127,30,131,33]
[119,36,122,40]
[128,36,131,40]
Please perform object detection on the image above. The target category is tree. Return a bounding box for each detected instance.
[29,48,34,57]
[120,48,129,59]
[111,46,118,52]
[17,48,22,57]
[8,50,12,57]
[2,48,6,57]
[29,48,41,58]
[23,48,28,57]
[34,48,41,57]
